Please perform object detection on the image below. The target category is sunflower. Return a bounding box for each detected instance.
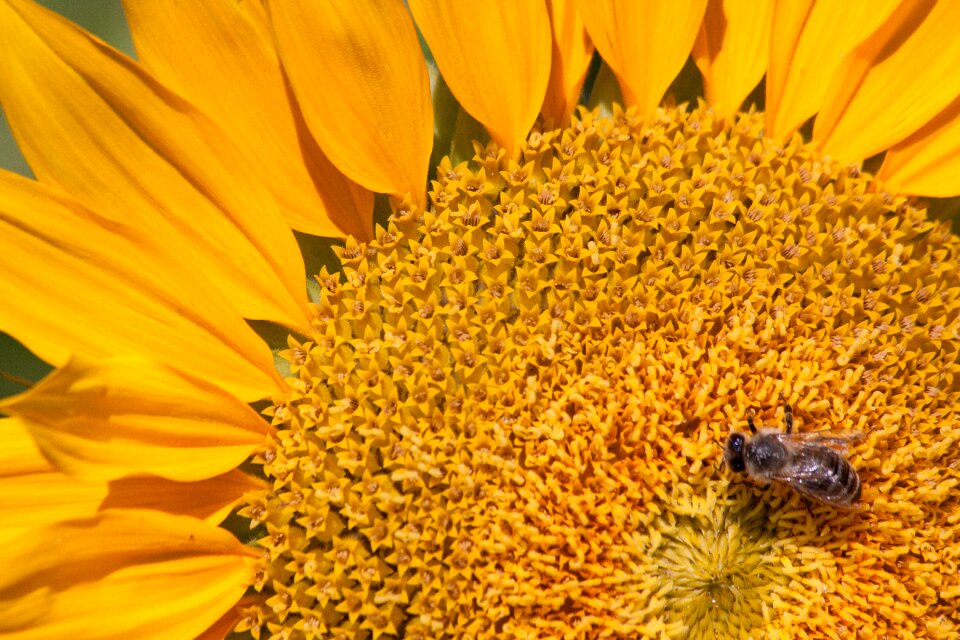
[0,0,958,638]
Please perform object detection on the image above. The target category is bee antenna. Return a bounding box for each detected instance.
[747,410,757,434]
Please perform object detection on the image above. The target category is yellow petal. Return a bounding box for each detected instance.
[2,355,270,482]
[541,0,595,127]
[409,0,552,156]
[765,0,899,140]
[122,0,374,240]
[814,0,960,162]
[0,416,51,477]
[269,0,433,209]
[0,419,258,535]
[0,418,107,544]
[576,0,708,116]
[0,173,283,402]
[0,509,253,640]
[876,94,960,196]
[104,471,266,525]
[692,0,771,121]
[0,0,310,328]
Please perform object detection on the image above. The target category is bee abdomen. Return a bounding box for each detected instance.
[826,452,860,501]
[797,448,861,504]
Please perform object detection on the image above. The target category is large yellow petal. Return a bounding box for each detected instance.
[0,0,310,328]
[0,419,254,540]
[409,0,552,156]
[576,0,708,117]
[0,418,107,544]
[692,0,771,121]
[765,0,899,140]
[103,471,266,525]
[813,0,960,162]
[541,0,594,127]
[122,0,374,240]
[0,509,253,640]
[1,355,270,482]
[0,173,283,402]
[269,0,433,209]
[0,417,51,477]
[875,93,960,196]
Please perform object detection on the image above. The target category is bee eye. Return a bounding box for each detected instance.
[724,433,747,472]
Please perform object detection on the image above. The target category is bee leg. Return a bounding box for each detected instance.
[783,402,793,434]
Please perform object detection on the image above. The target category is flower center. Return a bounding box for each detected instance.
[645,497,805,637]
[235,104,959,638]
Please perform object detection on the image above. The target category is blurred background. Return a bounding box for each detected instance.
[0,1,132,398]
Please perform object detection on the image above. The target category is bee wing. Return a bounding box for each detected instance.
[774,430,865,454]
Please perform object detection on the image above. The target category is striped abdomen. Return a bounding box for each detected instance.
[787,446,861,506]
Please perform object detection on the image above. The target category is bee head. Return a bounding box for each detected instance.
[724,432,747,473]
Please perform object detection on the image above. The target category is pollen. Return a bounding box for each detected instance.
[237,104,960,638]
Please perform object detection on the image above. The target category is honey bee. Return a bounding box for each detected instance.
[724,401,864,507]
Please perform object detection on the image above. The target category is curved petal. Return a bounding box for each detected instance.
[692,0,771,121]
[0,509,253,640]
[0,418,108,545]
[0,173,284,402]
[765,0,899,140]
[542,0,594,127]
[122,0,374,240]
[0,417,259,535]
[876,93,960,196]
[576,0,708,116]
[814,0,960,162]
[104,471,266,525]
[269,0,433,210]
[410,0,552,156]
[0,0,310,328]
[1,355,271,483]
[0,417,51,478]
[764,0,813,137]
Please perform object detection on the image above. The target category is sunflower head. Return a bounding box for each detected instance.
[0,2,959,640]
[232,104,960,638]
